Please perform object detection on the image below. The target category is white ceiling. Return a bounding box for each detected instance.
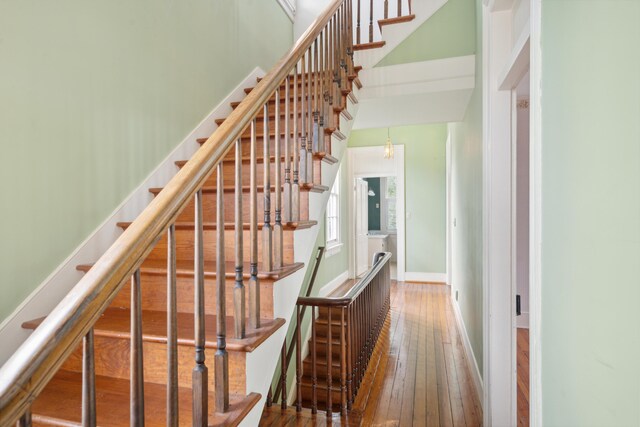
[353,55,476,129]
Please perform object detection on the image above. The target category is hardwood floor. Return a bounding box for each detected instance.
[260,282,483,426]
[517,328,530,427]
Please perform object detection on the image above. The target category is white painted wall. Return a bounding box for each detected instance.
[511,0,530,44]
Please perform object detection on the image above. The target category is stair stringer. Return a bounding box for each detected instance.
[239,87,361,426]
[354,0,449,68]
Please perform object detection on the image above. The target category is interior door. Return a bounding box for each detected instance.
[355,178,369,276]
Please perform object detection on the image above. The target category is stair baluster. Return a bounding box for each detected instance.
[167,224,179,426]
[82,328,96,427]
[283,76,292,223]
[326,308,333,417]
[192,189,208,426]
[346,306,353,409]
[214,164,229,413]
[295,305,303,412]
[306,47,314,184]
[384,0,388,19]
[318,29,325,155]
[280,343,287,410]
[274,88,284,269]
[130,269,145,426]
[312,39,319,156]
[262,104,273,271]
[234,138,246,339]
[292,68,300,223]
[340,307,347,415]
[249,119,261,330]
[369,0,374,42]
[299,53,307,184]
[311,306,318,414]
[18,411,31,427]
[397,0,402,17]
[356,0,361,44]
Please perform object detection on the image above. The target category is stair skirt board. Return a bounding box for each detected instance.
[240,84,361,427]
[0,67,266,365]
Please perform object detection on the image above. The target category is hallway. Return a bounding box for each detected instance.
[260,282,483,426]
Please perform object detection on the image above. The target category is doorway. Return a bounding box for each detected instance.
[354,176,399,279]
[347,146,406,282]
[513,70,531,427]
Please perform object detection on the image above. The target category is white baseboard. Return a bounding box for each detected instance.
[404,271,447,283]
[517,312,529,329]
[0,67,265,365]
[318,270,350,297]
[451,297,484,407]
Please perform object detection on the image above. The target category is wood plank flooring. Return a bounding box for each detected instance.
[260,282,483,426]
[517,328,530,427]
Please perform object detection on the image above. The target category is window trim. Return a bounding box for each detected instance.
[275,0,296,22]
[325,170,342,257]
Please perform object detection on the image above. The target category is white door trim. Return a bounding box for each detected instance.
[482,5,517,426]
[529,0,543,424]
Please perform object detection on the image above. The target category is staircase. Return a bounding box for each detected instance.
[0,1,416,425]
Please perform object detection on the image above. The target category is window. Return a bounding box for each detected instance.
[325,171,342,255]
[276,0,296,21]
[381,177,397,232]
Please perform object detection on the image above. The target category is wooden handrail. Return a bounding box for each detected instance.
[0,0,347,424]
[297,252,391,307]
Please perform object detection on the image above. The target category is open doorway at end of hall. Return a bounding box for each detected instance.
[354,176,399,279]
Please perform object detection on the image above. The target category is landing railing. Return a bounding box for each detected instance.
[269,252,392,416]
[0,0,355,425]
[354,0,413,45]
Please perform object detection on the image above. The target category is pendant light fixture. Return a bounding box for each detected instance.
[384,127,394,159]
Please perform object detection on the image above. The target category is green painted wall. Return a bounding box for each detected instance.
[0,1,292,322]
[447,0,482,374]
[541,1,640,424]
[365,178,382,230]
[349,125,447,274]
[376,0,476,67]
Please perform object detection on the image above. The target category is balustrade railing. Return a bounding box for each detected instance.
[0,0,357,425]
[269,252,392,416]
[354,0,413,45]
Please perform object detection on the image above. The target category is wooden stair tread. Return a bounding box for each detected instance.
[378,14,416,28]
[117,220,317,232]
[31,370,260,427]
[77,258,305,281]
[353,41,386,51]
[149,183,328,195]
[24,309,283,353]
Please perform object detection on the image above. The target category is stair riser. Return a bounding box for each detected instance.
[61,337,246,393]
[144,228,295,267]
[173,190,310,224]
[311,342,344,358]
[300,384,345,411]
[301,363,344,382]
[109,276,275,319]
[314,322,347,339]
